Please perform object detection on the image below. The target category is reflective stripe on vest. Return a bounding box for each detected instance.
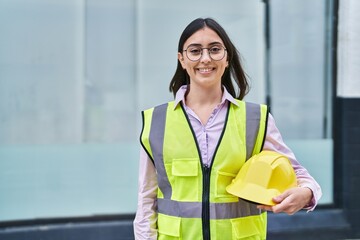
[149,103,172,199]
[246,102,263,160]
[157,198,261,219]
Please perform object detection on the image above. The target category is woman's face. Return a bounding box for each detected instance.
[178,27,228,90]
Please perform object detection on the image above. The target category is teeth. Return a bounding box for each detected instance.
[198,68,213,73]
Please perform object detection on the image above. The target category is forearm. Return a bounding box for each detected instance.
[295,168,321,211]
[133,147,158,239]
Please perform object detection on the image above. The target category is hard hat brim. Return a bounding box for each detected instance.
[226,181,279,206]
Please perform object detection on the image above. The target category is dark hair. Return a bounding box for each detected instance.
[169,18,250,100]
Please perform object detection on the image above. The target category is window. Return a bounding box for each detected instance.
[267,0,334,204]
[0,0,333,222]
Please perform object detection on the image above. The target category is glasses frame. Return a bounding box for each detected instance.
[182,45,227,62]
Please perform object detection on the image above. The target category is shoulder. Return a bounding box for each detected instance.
[142,101,175,112]
[231,100,269,114]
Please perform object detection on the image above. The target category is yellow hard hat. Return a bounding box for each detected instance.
[226,150,297,206]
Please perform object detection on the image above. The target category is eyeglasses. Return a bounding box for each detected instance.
[183,45,227,62]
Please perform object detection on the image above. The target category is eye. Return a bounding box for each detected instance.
[209,46,222,53]
[188,47,202,55]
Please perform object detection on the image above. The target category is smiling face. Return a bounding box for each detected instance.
[178,26,228,90]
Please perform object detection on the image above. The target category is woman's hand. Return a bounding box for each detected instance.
[257,187,313,215]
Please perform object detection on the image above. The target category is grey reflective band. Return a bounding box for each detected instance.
[149,103,172,199]
[158,198,263,219]
[157,198,202,218]
[245,102,261,160]
[211,199,263,219]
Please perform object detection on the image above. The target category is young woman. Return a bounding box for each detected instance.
[134,17,322,240]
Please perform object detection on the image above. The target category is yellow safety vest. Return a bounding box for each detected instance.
[141,100,269,240]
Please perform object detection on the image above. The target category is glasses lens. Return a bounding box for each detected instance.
[186,46,202,61]
[185,46,226,61]
[209,46,225,61]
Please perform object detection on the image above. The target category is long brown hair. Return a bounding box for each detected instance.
[169,18,250,100]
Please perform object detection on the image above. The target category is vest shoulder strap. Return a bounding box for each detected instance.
[234,100,269,159]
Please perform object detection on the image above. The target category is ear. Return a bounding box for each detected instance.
[178,52,185,69]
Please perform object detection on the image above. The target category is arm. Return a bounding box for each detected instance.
[258,113,322,214]
[133,147,158,239]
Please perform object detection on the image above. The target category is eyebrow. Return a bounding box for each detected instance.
[186,41,223,48]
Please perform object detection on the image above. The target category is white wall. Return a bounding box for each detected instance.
[337,0,360,98]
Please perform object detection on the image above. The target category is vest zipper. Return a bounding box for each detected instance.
[179,102,230,240]
[202,164,211,240]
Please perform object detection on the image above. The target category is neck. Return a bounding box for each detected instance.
[186,84,223,107]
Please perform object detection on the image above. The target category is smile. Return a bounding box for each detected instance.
[197,68,215,73]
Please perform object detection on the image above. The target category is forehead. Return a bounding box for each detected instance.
[184,27,224,47]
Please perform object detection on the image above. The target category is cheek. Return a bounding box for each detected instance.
[223,61,229,71]
[219,63,227,72]
[184,62,195,71]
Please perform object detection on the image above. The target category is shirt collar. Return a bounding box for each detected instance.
[173,85,240,110]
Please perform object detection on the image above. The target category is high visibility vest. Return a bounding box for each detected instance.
[140,100,269,240]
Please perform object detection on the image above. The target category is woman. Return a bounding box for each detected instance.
[134,17,321,240]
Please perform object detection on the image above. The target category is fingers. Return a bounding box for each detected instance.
[256,187,313,215]
[271,190,297,214]
[271,199,298,215]
[257,199,298,215]
[272,189,291,204]
[257,204,273,212]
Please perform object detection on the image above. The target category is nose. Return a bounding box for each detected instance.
[200,49,211,62]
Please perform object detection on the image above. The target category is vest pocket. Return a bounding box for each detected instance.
[158,213,181,239]
[230,216,263,239]
[171,158,199,201]
[215,171,238,200]
[172,158,198,176]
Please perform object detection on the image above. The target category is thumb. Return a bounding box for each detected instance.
[273,190,290,203]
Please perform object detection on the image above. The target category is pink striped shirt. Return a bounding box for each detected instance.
[133,85,322,240]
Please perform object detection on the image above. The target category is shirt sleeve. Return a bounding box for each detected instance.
[262,113,323,211]
[133,147,158,239]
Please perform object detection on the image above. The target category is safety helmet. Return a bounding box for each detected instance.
[226,150,297,206]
